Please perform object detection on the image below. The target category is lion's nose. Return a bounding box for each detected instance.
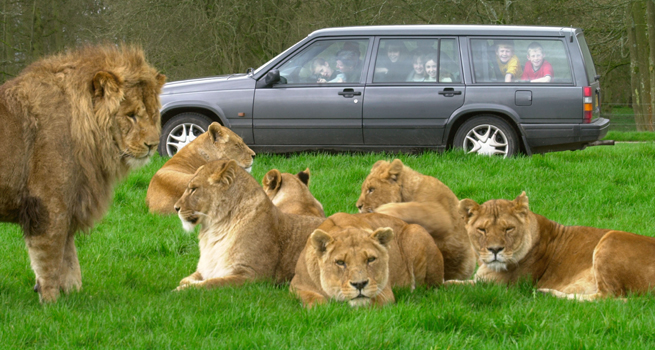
[145,141,159,150]
[487,247,504,255]
[174,205,180,212]
[350,280,369,291]
[356,204,363,212]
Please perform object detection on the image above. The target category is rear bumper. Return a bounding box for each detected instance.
[521,118,610,154]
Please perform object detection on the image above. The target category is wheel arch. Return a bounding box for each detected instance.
[445,106,531,155]
[161,105,228,129]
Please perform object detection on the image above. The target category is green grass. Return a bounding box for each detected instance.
[3,145,655,349]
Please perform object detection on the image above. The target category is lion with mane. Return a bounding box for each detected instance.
[356,159,475,281]
[174,159,325,290]
[262,168,325,218]
[457,192,655,300]
[146,122,255,214]
[0,45,165,302]
[290,212,444,307]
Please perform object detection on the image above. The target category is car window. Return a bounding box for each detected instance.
[576,34,597,83]
[373,38,461,84]
[470,38,572,84]
[276,39,368,84]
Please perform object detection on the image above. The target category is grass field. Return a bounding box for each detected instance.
[3,141,655,349]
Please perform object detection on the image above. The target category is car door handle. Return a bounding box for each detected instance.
[438,88,462,97]
[338,89,362,97]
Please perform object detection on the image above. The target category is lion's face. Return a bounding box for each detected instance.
[356,160,404,213]
[459,192,535,271]
[194,122,255,173]
[174,159,241,231]
[310,227,393,307]
[112,84,162,168]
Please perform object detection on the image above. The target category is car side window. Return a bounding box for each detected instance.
[374,38,460,83]
[277,39,368,84]
[471,38,572,83]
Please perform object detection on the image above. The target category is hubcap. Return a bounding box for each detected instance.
[166,123,206,156]
[463,124,509,157]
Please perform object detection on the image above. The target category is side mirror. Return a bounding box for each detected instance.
[257,69,281,88]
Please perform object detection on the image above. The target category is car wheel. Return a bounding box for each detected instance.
[158,112,213,157]
[453,116,518,158]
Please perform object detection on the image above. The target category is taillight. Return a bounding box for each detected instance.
[583,86,593,123]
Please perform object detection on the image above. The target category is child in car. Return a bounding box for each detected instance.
[494,40,522,82]
[520,42,553,82]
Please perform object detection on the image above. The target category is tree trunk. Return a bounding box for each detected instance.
[629,0,653,131]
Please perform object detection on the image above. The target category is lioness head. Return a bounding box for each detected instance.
[356,159,405,213]
[310,226,394,307]
[174,159,253,231]
[262,168,325,217]
[192,122,256,172]
[459,192,536,271]
[89,48,166,169]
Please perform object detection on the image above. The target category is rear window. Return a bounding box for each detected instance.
[470,38,573,84]
[577,34,597,82]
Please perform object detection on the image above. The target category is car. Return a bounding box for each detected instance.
[158,25,609,158]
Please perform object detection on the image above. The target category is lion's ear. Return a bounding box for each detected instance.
[310,229,333,254]
[209,160,238,185]
[371,160,386,171]
[459,199,479,223]
[156,73,166,88]
[208,122,230,144]
[387,159,404,181]
[93,70,124,106]
[262,169,282,192]
[513,191,529,218]
[296,168,310,187]
[371,227,394,248]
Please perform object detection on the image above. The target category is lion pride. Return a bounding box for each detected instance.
[0,45,165,302]
[174,159,324,290]
[262,168,325,218]
[290,212,444,307]
[356,159,475,281]
[146,122,255,214]
[458,192,655,300]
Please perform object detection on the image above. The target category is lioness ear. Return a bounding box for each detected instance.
[371,227,394,248]
[92,70,124,108]
[310,229,334,254]
[209,160,238,185]
[296,168,310,187]
[262,169,282,192]
[371,160,386,171]
[208,122,230,143]
[459,199,480,223]
[513,191,529,218]
[387,159,404,182]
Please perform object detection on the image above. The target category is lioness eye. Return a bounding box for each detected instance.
[367,257,376,263]
[506,227,515,233]
[367,188,374,194]
[128,114,137,122]
[189,187,197,194]
[477,228,486,234]
[335,260,345,267]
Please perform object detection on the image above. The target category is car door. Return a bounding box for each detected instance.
[252,38,370,145]
[363,37,465,146]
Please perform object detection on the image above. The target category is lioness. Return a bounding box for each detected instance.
[174,159,324,290]
[458,192,655,300]
[356,159,475,281]
[262,168,325,218]
[290,213,444,307]
[0,45,164,303]
[146,122,255,214]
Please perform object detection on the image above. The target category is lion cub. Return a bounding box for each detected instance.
[262,168,325,218]
[457,192,655,300]
[174,159,324,290]
[291,213,444,307]
[356,159,475,281]
[146,122,255,214]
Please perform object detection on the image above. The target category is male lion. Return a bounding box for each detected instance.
[146,122,255,214]
[290,212,444,307]
[262,168,325,218]
[174,159,324,290]
[356,159,475,281]
[0,45,165,302]
[457,192,655,300]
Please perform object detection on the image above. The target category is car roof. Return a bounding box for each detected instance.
[307,25,579,38]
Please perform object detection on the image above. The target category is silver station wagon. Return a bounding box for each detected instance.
[158,25,608,158]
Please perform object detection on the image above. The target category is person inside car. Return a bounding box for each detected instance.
[312,58,345,83]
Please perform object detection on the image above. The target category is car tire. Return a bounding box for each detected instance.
[453,115,518,158]
[158,112,213,157]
